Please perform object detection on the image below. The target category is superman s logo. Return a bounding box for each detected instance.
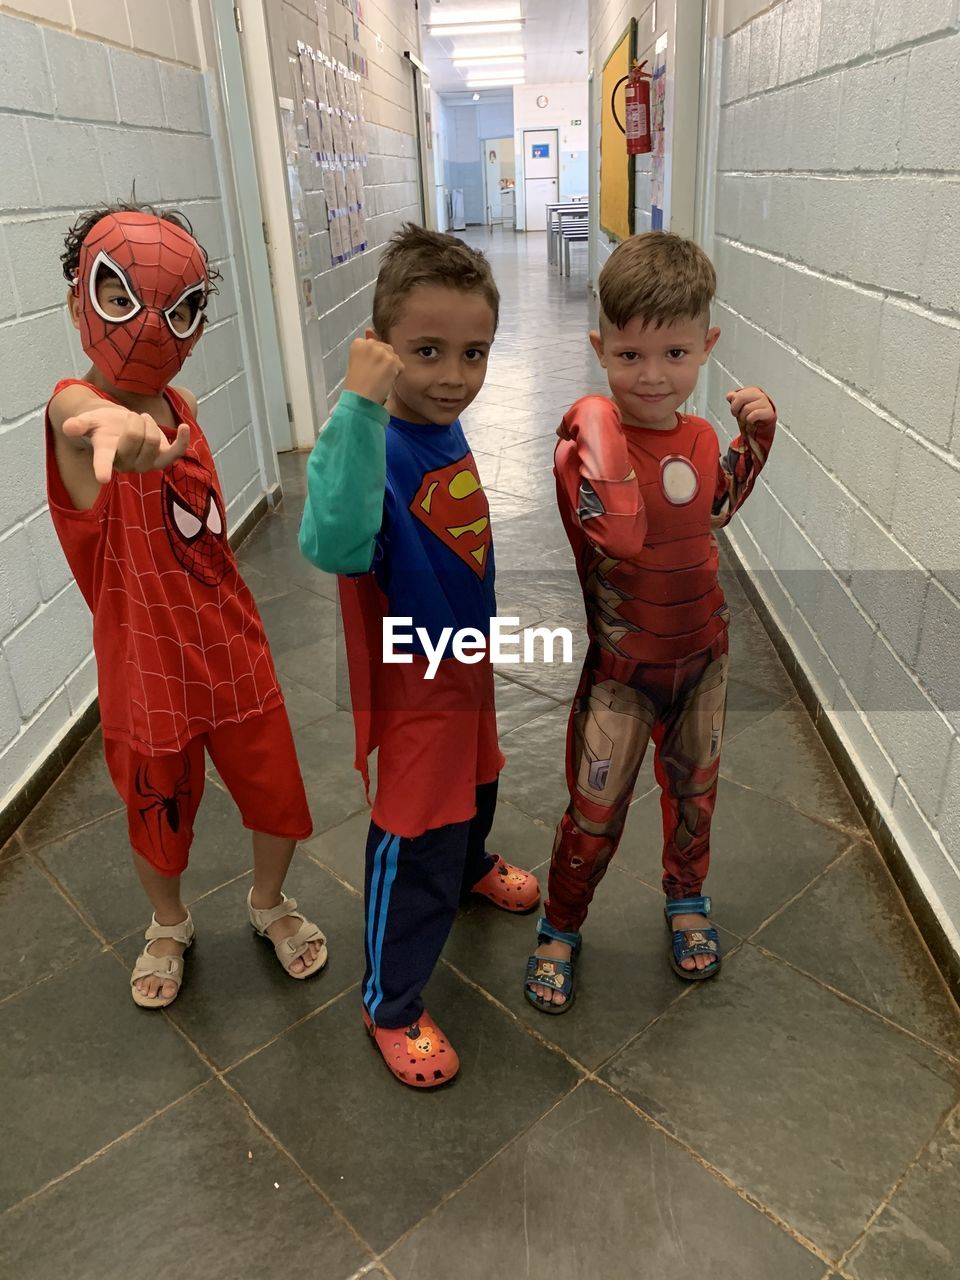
[410,453,491,578]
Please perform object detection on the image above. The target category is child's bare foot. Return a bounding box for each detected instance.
[668,912,720,973]
[526,939,574,1007]
[247,889,327,978]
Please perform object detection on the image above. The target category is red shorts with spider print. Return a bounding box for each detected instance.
[103,706,313,876]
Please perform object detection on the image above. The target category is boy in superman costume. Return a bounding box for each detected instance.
[45,205,326,1010]
[300,225,539,1087]
[524,232,777,1012]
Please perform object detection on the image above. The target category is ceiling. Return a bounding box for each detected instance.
[421,0,589,97]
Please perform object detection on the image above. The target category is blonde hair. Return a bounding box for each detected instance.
[599,231,716,330]
[372,223,500,336]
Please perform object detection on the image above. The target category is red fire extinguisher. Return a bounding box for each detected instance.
[613,60,652,155]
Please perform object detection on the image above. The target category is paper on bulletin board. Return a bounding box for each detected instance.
[294,219,312,272]
[329,212,346,265]
[650,34,667,231]
[301,273,316,322]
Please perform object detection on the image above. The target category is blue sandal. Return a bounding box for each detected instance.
[524,917,581,1015]
[665,895,721,981]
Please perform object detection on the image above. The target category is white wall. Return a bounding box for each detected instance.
[264,0,423,416]
[0,0,269,815]
[703,0,960,947]
[513,81,589,229]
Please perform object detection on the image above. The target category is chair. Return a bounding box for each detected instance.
[561,223,589,276]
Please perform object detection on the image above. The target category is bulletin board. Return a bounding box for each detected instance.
[600,18,637,243]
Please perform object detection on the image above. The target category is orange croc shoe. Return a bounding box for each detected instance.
[472,854,541,914]
[362,1008,460,1088]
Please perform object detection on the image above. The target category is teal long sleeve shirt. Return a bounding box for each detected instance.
[298,391,389,575]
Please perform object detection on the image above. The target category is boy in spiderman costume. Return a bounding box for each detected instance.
[525,232,777,1012]
[46,204,326,1009]
[300,225,539,1087]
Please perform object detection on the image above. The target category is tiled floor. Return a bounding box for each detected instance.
[2,230,959,1279]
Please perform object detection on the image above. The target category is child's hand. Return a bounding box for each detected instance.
[344,337,404,406]
[63,406,191,485]
[726,387,775,432]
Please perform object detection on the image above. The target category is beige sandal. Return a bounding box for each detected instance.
[130,911,195,1009]
[247,889,328,979]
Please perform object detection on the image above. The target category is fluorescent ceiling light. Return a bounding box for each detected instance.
[466,77,524,87]
[429,3,521,23]
[452,55,525,66]
[429,22,523,35]
[452,45,524,58]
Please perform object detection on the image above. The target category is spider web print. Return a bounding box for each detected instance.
[95,395,282,755]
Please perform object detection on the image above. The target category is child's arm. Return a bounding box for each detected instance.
[48,384,191,511]
[711,386,776,527]
[556,396,648,560]
[298,337,403,574]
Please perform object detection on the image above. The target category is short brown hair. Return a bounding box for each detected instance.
[372,223,500,336]
[599,231,716,330]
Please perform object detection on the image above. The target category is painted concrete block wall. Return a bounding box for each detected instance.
[270,0,422,414]
[0,3,265,811]
[706,0,960,941]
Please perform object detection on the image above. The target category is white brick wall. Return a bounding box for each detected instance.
[709,0,960,938]
[0,6,266,812]
[266,0,423,415]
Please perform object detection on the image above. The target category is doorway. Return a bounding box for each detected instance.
[482,136,515,225]
[522,128,559,232]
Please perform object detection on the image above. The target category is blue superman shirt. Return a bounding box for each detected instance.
[372,416,497,650]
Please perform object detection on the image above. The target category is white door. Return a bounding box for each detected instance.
[523,129,559,232]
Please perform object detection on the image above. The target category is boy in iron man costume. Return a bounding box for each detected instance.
[525,232,777,1011]
[45,205,326,1010]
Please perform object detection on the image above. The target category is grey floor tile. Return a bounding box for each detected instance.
[38,781,252,944]
[227,964,580,1252]
[0,1083,370,1280]
[115,858,364,1068]
[724,673,794,743]
[304,809,370,893]
[844,1104,960,1280]
[728,607,797,700]
[18,731,122,852]
[602,945,960,1259]
[756,843,960,1058]
[280,675,339,729]
[499,704,572,824]
[617,777,852,936]
[1,831,22,864]
[238,534,338,601]
[493,674,560,734]
[276,630,351,706]
[0,951,210,1210]
[446,865,736,1070]
[386,1082,825,1280]
[257,587,338,654]
[721,699,866,833]
[294,713,370,834]
[0,855,99,1000]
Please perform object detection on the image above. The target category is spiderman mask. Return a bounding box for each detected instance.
[75,212,208,396]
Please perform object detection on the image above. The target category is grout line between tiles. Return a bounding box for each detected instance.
[216,1073,377,1264]
[441,955,831,1270]
[834,1097,960,1276]
[751,944,960,1070]
[0,1082,211,1219]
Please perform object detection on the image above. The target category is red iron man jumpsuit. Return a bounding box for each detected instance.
[545,396,775,933]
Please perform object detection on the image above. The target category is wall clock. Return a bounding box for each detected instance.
[536,94,548,108]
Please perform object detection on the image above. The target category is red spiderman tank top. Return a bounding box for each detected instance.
[45,379,283,754]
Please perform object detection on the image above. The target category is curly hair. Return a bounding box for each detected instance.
[372,222,499,336]
[60,202,222,300]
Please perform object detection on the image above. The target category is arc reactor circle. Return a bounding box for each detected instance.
[660,456,700,506]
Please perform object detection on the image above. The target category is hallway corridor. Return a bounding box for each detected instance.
[2,231,959,1280]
